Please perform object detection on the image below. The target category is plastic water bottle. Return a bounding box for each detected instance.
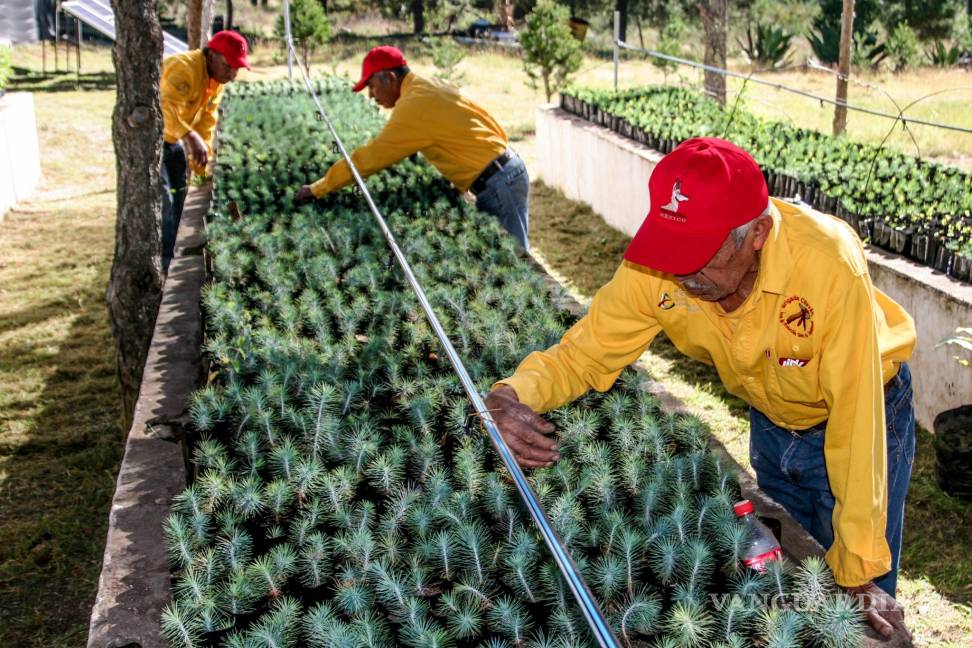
[734,499,782,571]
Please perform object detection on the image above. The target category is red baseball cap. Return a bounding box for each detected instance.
[624,137,768,275]
[207,31,251,70]
[352,46,408,92]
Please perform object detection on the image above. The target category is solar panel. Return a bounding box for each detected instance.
[61,0,187,56]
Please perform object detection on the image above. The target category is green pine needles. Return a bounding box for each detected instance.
[162,78,865,648]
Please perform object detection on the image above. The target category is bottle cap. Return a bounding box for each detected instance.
[733,500,754,517]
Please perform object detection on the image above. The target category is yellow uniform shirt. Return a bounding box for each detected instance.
[310,72,508,197]
[160,49,224,171]
[499,198,916,588]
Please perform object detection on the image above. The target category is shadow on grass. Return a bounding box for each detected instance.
[529,179,972,607]
[10,67,116,93]
[0,269,125,647]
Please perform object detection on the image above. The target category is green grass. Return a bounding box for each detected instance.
[529,180,972,647]
[0,88,123,646]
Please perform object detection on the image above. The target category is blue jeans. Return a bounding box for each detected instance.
[160,142,188,273]
[474,152,530,249]
[750,363,915,597]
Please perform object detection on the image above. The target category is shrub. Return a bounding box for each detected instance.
[885,22,921,72]
[426,36,465,85]
[737,22,794,71]
[274,0,330,73]
[0,46,12,93]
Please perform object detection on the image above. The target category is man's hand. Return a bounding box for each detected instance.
[484,385,559,468]
[296,185,316,203]
[843,582,911,641]
[182,131,209,170]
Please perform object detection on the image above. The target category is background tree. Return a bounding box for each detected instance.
[187,0,216,49]
[520,0,584,103]
[833,0,853,135]
[699,0,727,106]
[275,0,331,72]
[107,0,165,423]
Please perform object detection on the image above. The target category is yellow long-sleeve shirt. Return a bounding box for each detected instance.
[499,198,916,588]
[160,49,223,171]
[310,72,508,197]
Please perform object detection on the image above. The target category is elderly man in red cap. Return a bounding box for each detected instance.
[295,45,530,248]
[486,137,916,639]
[159,30,250,275]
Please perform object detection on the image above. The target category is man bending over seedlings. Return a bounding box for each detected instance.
[487,138,916,641]
[296,45,530,249]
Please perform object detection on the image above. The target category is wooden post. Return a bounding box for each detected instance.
[833,0,854,136]
[700,0,728,107]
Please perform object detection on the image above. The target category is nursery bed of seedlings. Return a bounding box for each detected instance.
[560,86,972,283]
[161,79,865,648]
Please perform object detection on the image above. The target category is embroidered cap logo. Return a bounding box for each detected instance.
[660,181,690,223]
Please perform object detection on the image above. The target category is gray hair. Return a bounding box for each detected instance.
[729,204,771,248]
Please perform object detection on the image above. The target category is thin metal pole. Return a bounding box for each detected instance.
[76,17,82,79]
[283,41,621,648]
[54,1,60,72]
[283,0,293,80]
[613,10,620,91]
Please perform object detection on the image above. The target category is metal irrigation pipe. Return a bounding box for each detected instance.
[281,40,622,648]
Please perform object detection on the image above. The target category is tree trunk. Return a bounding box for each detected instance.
[187,0,216,48]
[411,0,425,34]
[699,0,728,106]
[615,0,628,43]
[833,0,854,135]
[226,0,233,30]
[108,0,164,425]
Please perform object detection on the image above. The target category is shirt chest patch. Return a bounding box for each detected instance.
[658,289,700,313]
[779,295,815,338]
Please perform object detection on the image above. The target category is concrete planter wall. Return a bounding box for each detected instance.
[536,105,972,432]
[0,91,42,220]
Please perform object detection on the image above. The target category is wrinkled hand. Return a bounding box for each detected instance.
[484,385,559,468]
[843,581,911,641]
[182,131,209,170]
[296,185,316,203]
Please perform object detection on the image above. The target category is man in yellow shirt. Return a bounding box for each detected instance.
[486,138,915,639]
[160,30,250,274]
[296,46,530,248]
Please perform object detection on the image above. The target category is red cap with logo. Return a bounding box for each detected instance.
[624,137,768,275]
[207,30,251,70]
[352,46,408,92]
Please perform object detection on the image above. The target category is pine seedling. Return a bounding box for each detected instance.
[192,436,230,472]
[429,529,456,581]
[548,606,583,643]
[350,609,394,648]
[611,415,639,456]
[219,568,259,616]
[219,529,254,573]
[269,437,299,481]
[290,456,323,503]
[637,481,666,529]
[229,475,265,520]
[454,437,486,499]
[399,614,454,648]
[196,596,233,634]
[611,589,662,648]
[439,590,485,639]
[165,514,196,569]
[265,480,295,522]
[487,595,534,646]
[804,592,865,648]
[407,503,434,541]
[663,599,714,648]
[649,536,680,585]
[484,473,513,523]
[713,591,757,641]
[451,577,495,610]
[365,446,406,495]
[369,558,413,611]
[638,417,672,462]
[247,545,296,599]
[677,538,715,602]
[195,469,231,508]
[247,595,301,648]
[619,454,648,496]
[455,521,492,584]
[504,529,540,602]
[731,568,770,599]
[601,391,633,420]
[236,431,265,474]
[482,638,513,648]
[538,560,569,608]
[382,486,421,536]
[194,547,223,590]
[320,465,356,515]
[591,554,626,603]
[765,557,794,602]
[793,555,834,612]
[333,577,374,617]
[613,527,646,597]
[173,565,210,609]
[299,532,330,588]
[548,494,584,548]
[160,599,203,648]
[302,602,339,648]
[668,503,695,544]
[345,419,381,474]
[758,607,805,648]
[333,526,377,571]
[674,416,710,452]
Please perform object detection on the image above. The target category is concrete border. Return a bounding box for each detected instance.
[0,92,42,221]
[86,183,209,648]
[536,104,972,432]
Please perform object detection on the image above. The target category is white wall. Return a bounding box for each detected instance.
[0,92,42,220]
[536,105,972,431]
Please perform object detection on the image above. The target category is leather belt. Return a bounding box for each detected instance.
[470,148,515,195]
